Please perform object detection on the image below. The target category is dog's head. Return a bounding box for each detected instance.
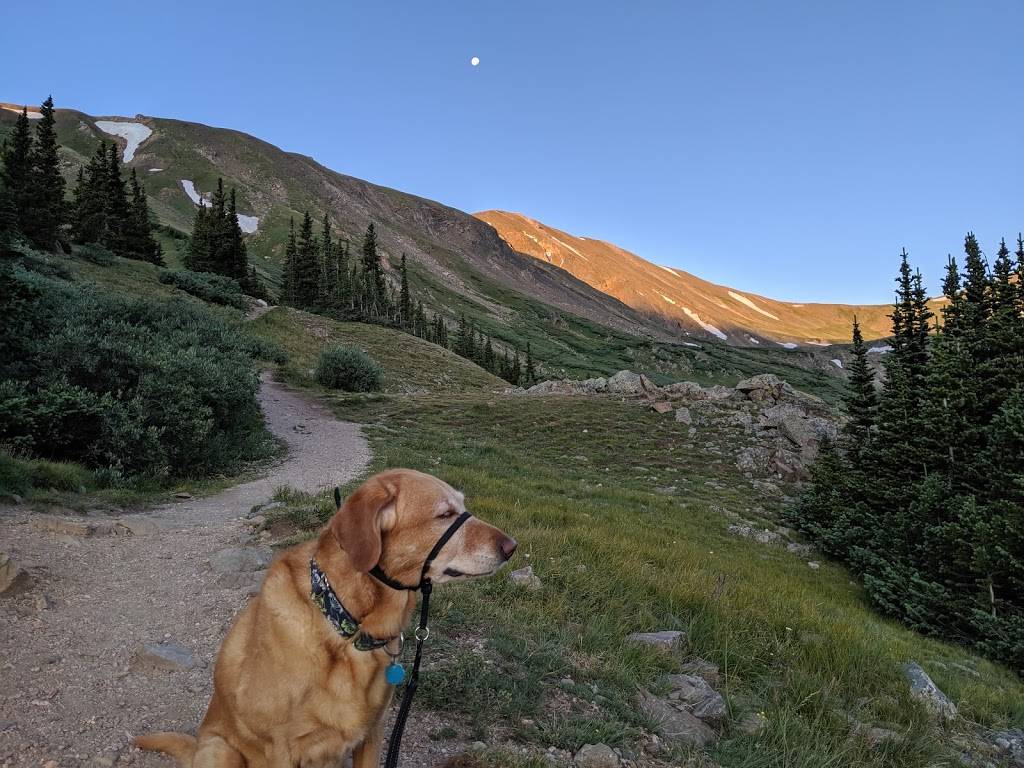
[329,469,516,585]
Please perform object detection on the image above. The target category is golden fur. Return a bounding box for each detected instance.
[136,469,516,767]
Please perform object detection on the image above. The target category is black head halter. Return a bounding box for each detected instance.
[332,486,473,768]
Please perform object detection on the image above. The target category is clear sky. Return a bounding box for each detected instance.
[5,1,1022,303]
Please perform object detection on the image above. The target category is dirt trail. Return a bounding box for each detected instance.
[0,374,379,766]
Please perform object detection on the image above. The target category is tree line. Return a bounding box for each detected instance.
[787,233,1024,670]
[185,178,264,297]
[277,211,538,385]
[0,97,162,265]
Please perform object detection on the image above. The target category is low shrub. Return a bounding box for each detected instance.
[74,242,116,266]
[0,264,275,479]
[315,346,383,392]
[158,269,249,309]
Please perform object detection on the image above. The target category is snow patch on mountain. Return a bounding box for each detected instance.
[94,120,152,162]
[867,345,893,354]
[551,235,589,262]
[148,168,163,172]
[658,265,678,276]
[805,340,831,347]
[181,180,211,207]
[658,292,677,306]
[236,214,259,234]
[728,291,780,320]
[747,335,761,344]
[180,180,260,233]
[682,307,727,340]
[831,358,843,368]
[2,106,43,120]
[775,341,799,350]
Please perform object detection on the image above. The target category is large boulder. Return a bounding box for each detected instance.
[573,743,619,768]
[735,374,790,402]
[0,552,31,595]
[606,370,654,394]
[635,688,717,748]
[902,662,957,720]
[662,673,727,725]
[626,630,686,652]
[661,381,710,400]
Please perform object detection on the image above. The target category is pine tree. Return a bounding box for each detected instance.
[125,168,162,264]
[399,253,412,329]
[525,342,536,383]
[844,317,877,454]
[23,96,65,249]
[281,217,298,305]
[103,143,129,252]
[293,211,320,309]
[479,336,492,371]
[320,214,337,308]
[0,107,33,240]
[361,222,385,305]
[71,142,110,246]
[413,300,428,339]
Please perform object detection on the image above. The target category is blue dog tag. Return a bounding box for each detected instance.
[385,662,406,685]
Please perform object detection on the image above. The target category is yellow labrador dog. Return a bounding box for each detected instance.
[136,469,517,767]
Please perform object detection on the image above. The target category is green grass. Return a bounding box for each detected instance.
[265,393,1023,767]
[247,307,506,393]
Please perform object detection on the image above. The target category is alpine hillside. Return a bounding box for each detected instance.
[476,210,944,346]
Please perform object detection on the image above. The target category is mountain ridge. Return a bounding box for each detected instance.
[475,209,932,345]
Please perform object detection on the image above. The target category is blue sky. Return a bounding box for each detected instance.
[5,1,1022,302]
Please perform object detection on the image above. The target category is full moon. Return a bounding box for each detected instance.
[470,56,480,66]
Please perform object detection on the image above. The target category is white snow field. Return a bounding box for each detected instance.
[180,180,260,233]
[682,307,727,340]
[728,290,780,320]
[94,120,152,162]
[867,345,893,354]
[2,106,42,120]
[831,358,844,368]
[775,341,799,350]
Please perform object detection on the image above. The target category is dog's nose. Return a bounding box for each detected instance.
[498,536,518,561]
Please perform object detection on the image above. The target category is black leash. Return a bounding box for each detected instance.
[378,510,470,768]
[333,486,471,768]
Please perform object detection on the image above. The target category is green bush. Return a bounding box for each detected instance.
[0,264,275,479]
[74,242,116,266]
[158,269,249,309]
[315,346,383,392]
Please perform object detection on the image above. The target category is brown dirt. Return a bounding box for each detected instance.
[0,374,473,767]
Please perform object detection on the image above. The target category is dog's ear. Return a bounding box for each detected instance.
[329,475,397,572]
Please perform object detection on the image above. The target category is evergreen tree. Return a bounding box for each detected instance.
[525,342,536,383]
[398,253,412,329]
[844,317,877,455]
[23,96,65,249]
[483,336,495,372]
[361,222,385,305]
[103,143,129,252]
[0,107,33,240]
[71,142,109,245]
[320,214,337,308]
[124,168,162,264]
[413,300,428,339]
[293,211,320,309]
[225,188,248,279]
[281,217,298,306]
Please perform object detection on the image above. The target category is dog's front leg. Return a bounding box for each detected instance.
[352,715,386,768]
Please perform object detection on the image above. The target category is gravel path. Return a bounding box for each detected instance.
[0,374,398,767]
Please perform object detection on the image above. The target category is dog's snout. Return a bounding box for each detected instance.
[498,536,518,561]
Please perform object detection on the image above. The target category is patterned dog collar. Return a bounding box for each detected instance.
[310,558,391,651]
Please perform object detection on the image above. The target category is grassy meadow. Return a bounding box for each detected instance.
[262,391,1024,768]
